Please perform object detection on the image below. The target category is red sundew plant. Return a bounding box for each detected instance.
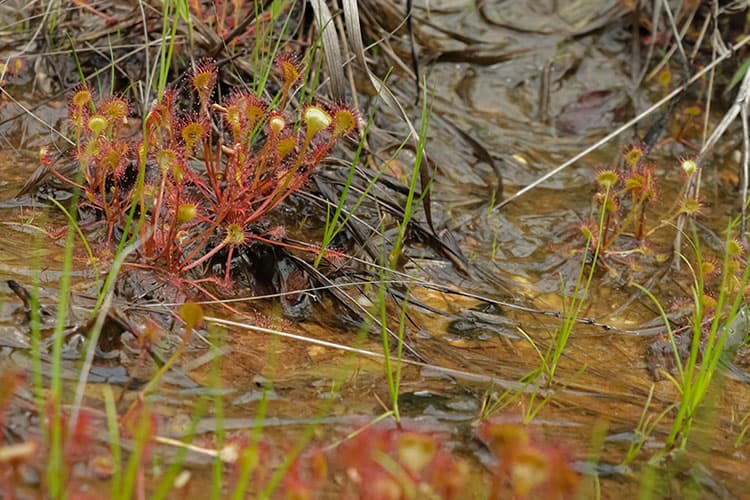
[334,427,469,499]
[0,371,115,496]
[582,143,665,264]
[0,369,38,495]
[277,449,329,499]
[189,1,274,50]
[477,420,579,500]
[119,394,159,464]
[50,57,357,288]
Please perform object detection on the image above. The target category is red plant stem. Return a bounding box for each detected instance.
[150,175,168,241]
[177,212,229,270]
[244,190,285,226]
[182,167,214,206]
[263,135,332,213]
[244,140,312,222]
[98,168,116,240]
[181,277,244,315]
[164,190,184,270]
[249,129,282,194]
[220,139,234,196]
[602,211,611,248]
[204,137,224,206]
[137,145,150,249]
[244,164,310,225]
[235,190,276,225]
[244,157,315,226]
[106,220,116,245]
[178,223,218,260]
[636,202,646,241]
[163,189,212,270]
[223,245,235,283]
[47,163,84,190]
[181,237,229,272]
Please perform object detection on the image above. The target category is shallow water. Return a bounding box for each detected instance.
[2,0,750,497]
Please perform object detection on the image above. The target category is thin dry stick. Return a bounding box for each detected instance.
[645,5,700,82]
[153,435,239,464]
[137,0,153,110]
[635,0,664,86]
[661,0,689,69]
[496,33,750,211]
[204,315,536,393]
[689,13,711,62]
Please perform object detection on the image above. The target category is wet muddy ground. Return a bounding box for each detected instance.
[2,0,750,497]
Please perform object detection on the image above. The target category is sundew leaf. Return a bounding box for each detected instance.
[179,302,204,330]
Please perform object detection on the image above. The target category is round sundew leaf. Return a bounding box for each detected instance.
[88,114,109,136]
[177,203,197,224]
[304,105,332,137]
[179,302,204,330]
[332,108,356,137]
